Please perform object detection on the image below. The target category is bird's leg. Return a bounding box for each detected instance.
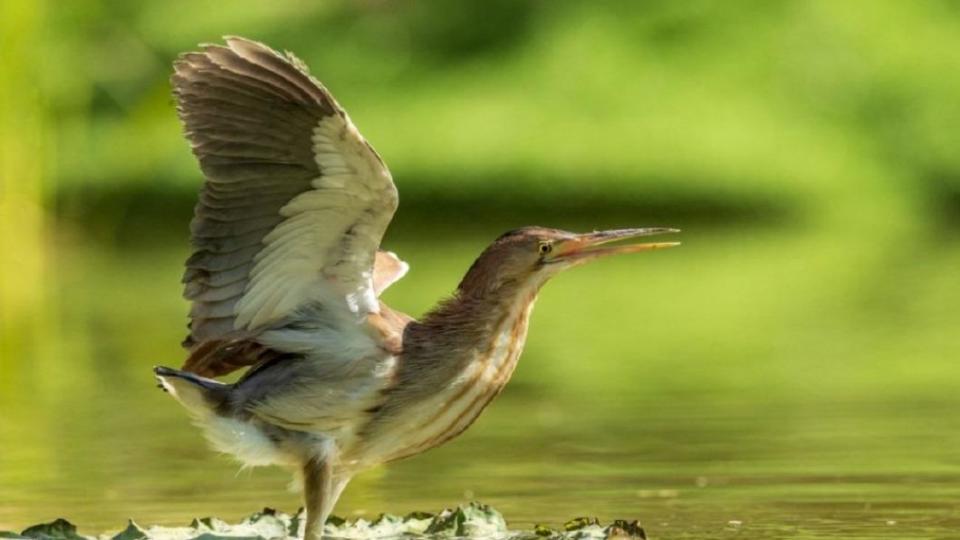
[302,457,333,540]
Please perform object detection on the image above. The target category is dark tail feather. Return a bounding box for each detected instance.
[154,365,229,414]
[154,365,227,392]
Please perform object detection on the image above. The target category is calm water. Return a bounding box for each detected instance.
[2,226,958,538]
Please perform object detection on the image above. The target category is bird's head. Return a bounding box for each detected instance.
[457,226,680,298]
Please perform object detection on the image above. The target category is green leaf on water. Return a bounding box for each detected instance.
[189,517,229,532]
[424,502,506,537]
[563,517,600,531]
[605,520,646,539]
[286,511,301,538]
[11,503,645,539]
[190,534,264,540]
[324,515,346,527]
[243,508,276,524]
[534,523,556,536]
[239,508,289,540]
[21,519,84,540]
[424,507,466,536]
[403,511,435,521]
[110,521,147,540]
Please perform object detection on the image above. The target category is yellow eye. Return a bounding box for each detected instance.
[538,242,552,255]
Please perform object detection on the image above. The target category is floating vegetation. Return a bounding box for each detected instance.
[1,503,645,540]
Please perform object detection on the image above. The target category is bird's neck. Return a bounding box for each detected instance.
[358,281,541,464]
[400,276,548,394]
[414,277,543,354]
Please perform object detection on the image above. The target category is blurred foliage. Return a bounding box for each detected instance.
[11,0,960,227]
[2,0,959,535]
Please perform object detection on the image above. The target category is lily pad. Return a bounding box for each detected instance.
[21,519,84,540]
[10,503,645,540]
[110,521,147,540]
[533,524,556,537]
[424,502,506,537]
[563,517,599,532]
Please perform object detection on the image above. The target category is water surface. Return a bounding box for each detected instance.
[2,228,958,539]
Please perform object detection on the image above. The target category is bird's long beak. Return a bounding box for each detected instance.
[546,228,680,266]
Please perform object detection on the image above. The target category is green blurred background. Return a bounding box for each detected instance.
[2,1,959,538]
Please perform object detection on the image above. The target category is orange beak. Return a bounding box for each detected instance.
[546,228,681,266]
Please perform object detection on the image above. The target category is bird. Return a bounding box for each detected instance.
[154,36,679,540]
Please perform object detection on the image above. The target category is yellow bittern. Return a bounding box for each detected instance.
[155,37,679,540]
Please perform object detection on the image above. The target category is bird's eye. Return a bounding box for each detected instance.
[538,242,553,255]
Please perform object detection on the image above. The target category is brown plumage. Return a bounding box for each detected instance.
[155,37,679,540]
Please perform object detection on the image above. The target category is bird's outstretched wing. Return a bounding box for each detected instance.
[173,37,405,376]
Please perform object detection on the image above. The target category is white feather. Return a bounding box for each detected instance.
[203,416,283,467]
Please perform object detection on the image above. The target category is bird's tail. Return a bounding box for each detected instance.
[154,365,228,417]
[154,365,280,468]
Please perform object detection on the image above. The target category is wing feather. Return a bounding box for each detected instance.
[174,37,404,360]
